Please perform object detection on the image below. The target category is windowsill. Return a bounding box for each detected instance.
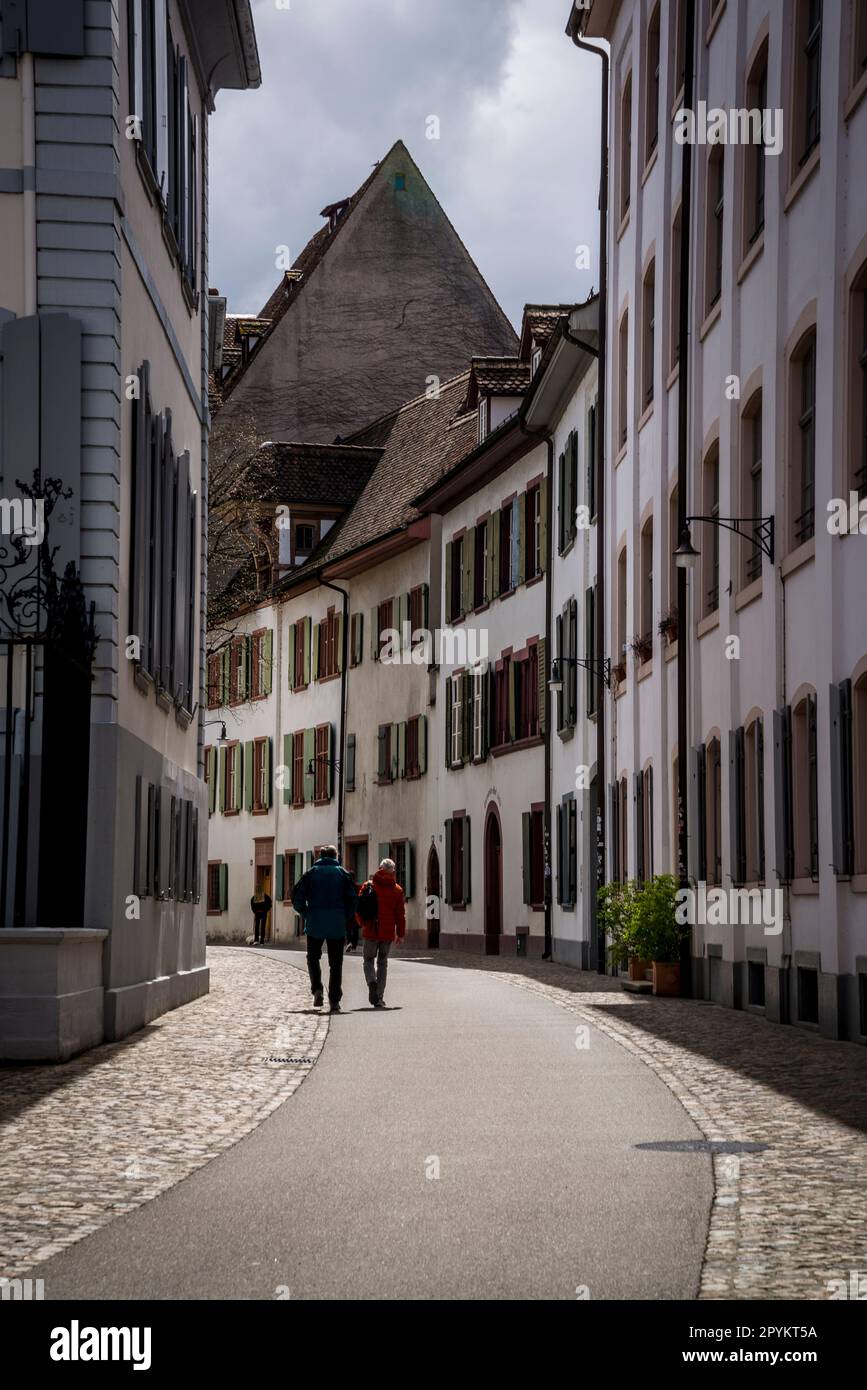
[557,725,576,743]
[473,601,490,615]
[252,806,269,816]
[617,208,630,242]
[525,573,544,589]
[615,441,628,468]
[664,638,678,662]
[491,734,545,758]
[292,801,304,811]
[224,809,239,818]
[313,797,332,807]
[735,575,763,611]
[705,1,726,45]
[844,69,867,122]
[696,611,720,639]
[641,145,658,187]
[558,535,576,561]
[636,659,653,683]
[699,299,722,341]
[207,909,224,917]
[156,687,173,713]
[851,874,867,893]
[781,535,815,577]
[497,589,515,602]
[291,683,310,693]
[791,877,820,896]
[134,665,154,697]
[666,360,680,391]
[638,400,654,432]
[737,233,764,285]
[316,672,341,685]
[614,679,628,700]
[784,145,820,214]
[449,903,467,913]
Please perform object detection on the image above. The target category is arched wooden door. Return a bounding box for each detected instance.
[484,807,502,955]
[426,844,441,948]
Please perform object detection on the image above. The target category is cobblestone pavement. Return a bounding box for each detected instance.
[390,946,867,1300]
[0,947,326,1279]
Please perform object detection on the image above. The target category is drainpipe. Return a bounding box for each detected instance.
[568,14,608,973]
[676,0,696,996]
[321,578,349,860]
[21,52,37,315]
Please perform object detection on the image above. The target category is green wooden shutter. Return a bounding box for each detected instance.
[556,803,564,905]
[303,728,315,803]
[537,637,547,734]
[263,630,273,694]
[522,812,532,904]
[490,512,500,599]
[265,737,272,808]
[304,617,313,684]
[464,527,475,613]
[287,623,296,689]
[283,733,293,805]
[444,542,453,622]
[462,817,471,904]
[208,746,216,815]
[244,741,254,811]
[444,819,453,903]
[398,721,407,778]
[275,854,284,902]
[219,744,227,812]
[377,725,387,779]
[312,619,320,682]
[418,714,428,775]
[370,605,379,661]
[516,495,526,585]
[391,722,400,781]
[221,646,230,703]
[218,862,228,911]
[327,724,335,800]
[406,842,415,900]
[539,479,548,572]
[336,612,344,672]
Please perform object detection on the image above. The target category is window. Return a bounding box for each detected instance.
[640,517,653,650]
[406,715,425,778]
[229,637,247,703]
[585,586,596,718]
[792,693,819,879]
[670,205,682,370]
[636,766,654,884]
[522,808,545,908]
[294,620,307,690]
[618,310,629,447]
[389,841,414,898]
[445,814,470,905]
[706,737,722,886]
[474,524,488,609]
[314,724,331,801]
[295,523,314,555]
[394,173,406,191]
[744,717,766,882]
[472,666,486,760]
[345,733,357,793]
[526,485,542,578]
[499,503,515,593]
[350,612,364,668]
[448,537,464,621]
[748,961,766,1007]
[618,776,629,880]
[702,445,720,617]
[225,742,239,815]
[556,598,578,731]
[851,280,867,500]
[616,547,628,675]
[559,431,578,553]
[409,583,428,637]
[620,71,632,221]
[515,644,540,741]
[557,796,578,908]
[346,840,368,888]
[793,0,823,168]
[377,598,394,659]
[587,407,597,520]
[207,862,226,914]
[207,651,222,708]
[317,607,340,680]
[741,396,763,585]
[250,630,272,699]
[744,45,768,250]
[706,147,724,313]
[798,966,819,1024]
[673,0,686,100]
[855,675,867,874]
[642,259,655,406]
[668,485,679,618]
[377,723,394,785]
[792,332,817,547]
[292,731,305,808]
[646,4,661,162]
[478,396,489,444]
[129,360,198,710]
[252,737,269,812]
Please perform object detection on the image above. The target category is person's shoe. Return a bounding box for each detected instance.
[368,982,378,1007]
[374,998,386,1009]
[313,989,324,1008]
[330,1001,341,1013]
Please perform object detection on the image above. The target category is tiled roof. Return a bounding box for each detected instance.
[233,442,382,507]
[518,304,578,360]
[469,356,531,396]
[311,373,477,566]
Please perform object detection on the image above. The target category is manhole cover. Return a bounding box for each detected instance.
[263,1056,315,1065]
[635,1140,768,1154]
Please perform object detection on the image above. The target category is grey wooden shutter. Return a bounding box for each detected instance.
[634,773,645,884]
[729,728,745,885]
[555,803,564,905]
[419,714,428,775]
[346,733,356,792]
[218,862,228,911]
[568,798,578,905]
[186,485,197,708]
[134,774,149,898]
[756,717,766,882]
[807,693,819,879]
[130,360,150,656]
[690,745,707,883]
[377,725,387,780]
[773,707,794,882]
[645,768,653,879]
[610,783,619,881]
[557,451,566,553]
[275,854,284,903]
[174,453,190,704]
[829,680,854,876]
[462,816,471,904]
[444,818,453,903]
[522,812,532,904]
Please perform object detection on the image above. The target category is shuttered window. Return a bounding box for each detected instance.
[444,815,471,905]
[830,680,854,877]
[522,809,545,907]
[346,733,357,792]
[773,707,795,882]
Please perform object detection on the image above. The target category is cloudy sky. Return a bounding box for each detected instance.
[209,0,602,330]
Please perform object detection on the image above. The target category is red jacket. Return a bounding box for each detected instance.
[357,869,406,942]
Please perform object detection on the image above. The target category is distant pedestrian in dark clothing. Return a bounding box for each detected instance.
[250,892,272,945]
[292,847,357,1012]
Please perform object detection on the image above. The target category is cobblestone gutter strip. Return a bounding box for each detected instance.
[0,948,324,1279]
[399,949,867,1302]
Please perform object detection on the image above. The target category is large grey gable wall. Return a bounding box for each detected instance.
[219,143,518,444]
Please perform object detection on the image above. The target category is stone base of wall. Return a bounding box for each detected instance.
[552,936,590,970]
[693,953,865,1044]
[0,929,108,1062]
[431,931,547,959]
[104,963,210,1042]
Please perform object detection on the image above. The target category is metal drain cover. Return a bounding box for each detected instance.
[264,1056,315,1065]
[635,1139,768,1154]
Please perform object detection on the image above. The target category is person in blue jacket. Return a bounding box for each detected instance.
[291,846,357,1012]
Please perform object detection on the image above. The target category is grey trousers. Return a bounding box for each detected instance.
[362,939,391,999]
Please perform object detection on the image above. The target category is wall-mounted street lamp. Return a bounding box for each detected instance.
[549,653,612,693]
[203,719,229,743]
[674,514,775,571]
[307,754,341,776]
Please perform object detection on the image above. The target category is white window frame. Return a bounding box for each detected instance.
[472,667,484,760]
[451,674,463,767]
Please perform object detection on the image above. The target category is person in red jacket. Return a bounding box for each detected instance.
[358,857,405,1008]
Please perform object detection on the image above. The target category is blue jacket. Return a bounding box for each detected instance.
[292,858,357,940]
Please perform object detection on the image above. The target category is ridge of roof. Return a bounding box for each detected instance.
[341,368,472,443]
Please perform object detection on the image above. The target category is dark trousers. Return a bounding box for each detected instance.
[306,935,344,1003]
[253,914,268,943]
[346,920,360,949]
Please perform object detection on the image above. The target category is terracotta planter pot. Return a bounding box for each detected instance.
[628,957,652,982]
[652,961,681,996]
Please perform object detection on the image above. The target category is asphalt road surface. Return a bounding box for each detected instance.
[33,951,713,1300]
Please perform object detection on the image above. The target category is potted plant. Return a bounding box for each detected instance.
[629,632,653,665]
[631,874,689,996]
[597,881,647,978]
[658,606,679,644]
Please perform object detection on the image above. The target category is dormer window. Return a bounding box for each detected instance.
[478,396,489,443]
[531,345,542,376]
[295,523,315,555]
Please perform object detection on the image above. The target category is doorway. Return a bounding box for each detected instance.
[426,844,440,948]
[484,806,502,955]
[254,838,274,942]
